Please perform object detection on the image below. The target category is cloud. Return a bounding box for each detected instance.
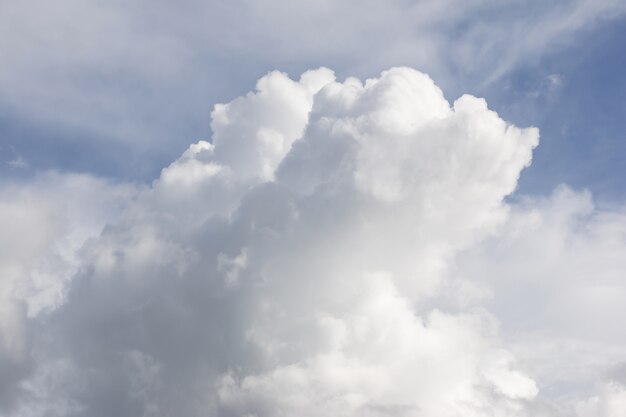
[1,66,624,417]
[1,67,536,416]
[0,173,136,411]
[454,185,626,414]
[575,382,626,417]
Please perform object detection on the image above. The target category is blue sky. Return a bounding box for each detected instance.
[494,18,626,200]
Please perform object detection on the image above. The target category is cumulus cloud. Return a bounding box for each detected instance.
[1,67,625,417]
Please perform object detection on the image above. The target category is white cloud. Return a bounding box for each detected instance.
[575,382,626,417]
[2,67,535,416]
[1,66,625,416]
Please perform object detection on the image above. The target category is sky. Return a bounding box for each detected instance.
[1,1,626,416]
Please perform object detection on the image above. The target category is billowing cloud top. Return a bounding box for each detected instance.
[1,67,625,417]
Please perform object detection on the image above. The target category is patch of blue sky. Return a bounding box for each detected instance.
[492,17,626,202]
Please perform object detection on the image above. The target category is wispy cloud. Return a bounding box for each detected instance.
[4,146,28,169]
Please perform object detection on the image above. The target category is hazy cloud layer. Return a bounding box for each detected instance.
[1,67,624,416]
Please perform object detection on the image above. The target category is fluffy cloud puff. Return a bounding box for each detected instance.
[2,67,623,416]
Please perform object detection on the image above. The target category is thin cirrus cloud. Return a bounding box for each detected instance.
[2,66,625,416]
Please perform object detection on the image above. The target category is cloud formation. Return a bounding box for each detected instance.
[1,67,625,416]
